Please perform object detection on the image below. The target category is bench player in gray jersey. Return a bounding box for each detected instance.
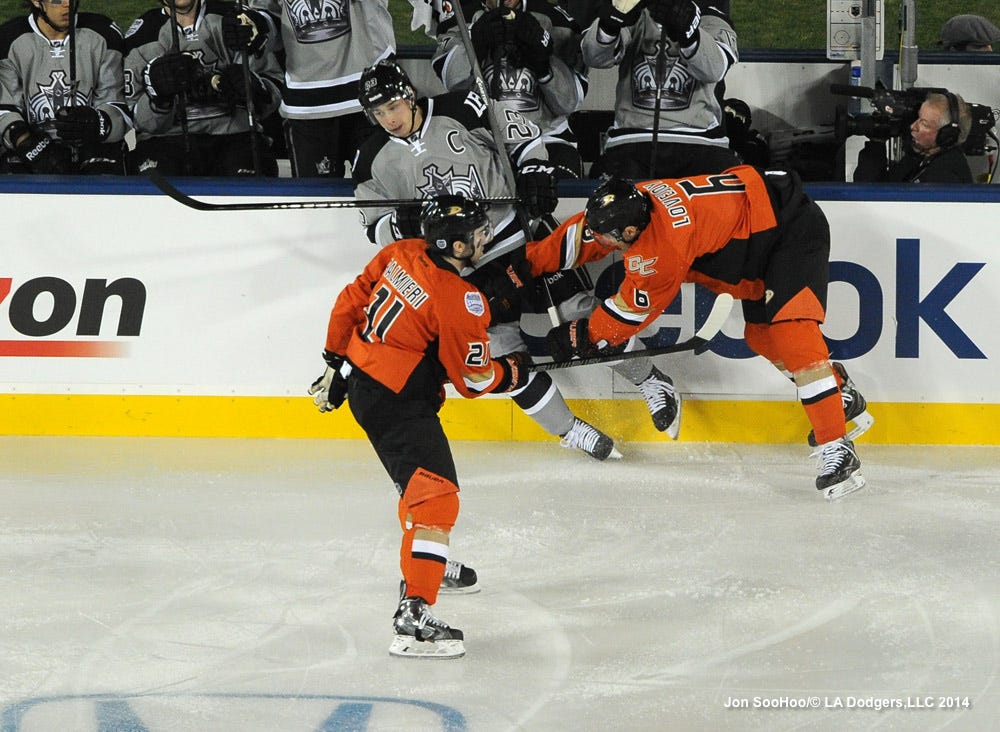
[432,0,588,179]
[583,0,740,179]
[0,0,132,174]
[353,60,681,457]
[123,0,282,176]
[224,0,395,177]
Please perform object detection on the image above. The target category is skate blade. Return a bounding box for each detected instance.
[389,635,465,659]
[438,584,481,595]
[666,392,683,441]
[845,410,874,442]
[822,471,867,501]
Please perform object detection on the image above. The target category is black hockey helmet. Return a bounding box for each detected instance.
[585,176,652,240]
[358,59,416,125]
[421,195,491,254]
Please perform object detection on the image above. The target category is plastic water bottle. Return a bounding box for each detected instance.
[848,60,862,116]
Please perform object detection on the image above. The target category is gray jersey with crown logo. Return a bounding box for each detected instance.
[0,12,131,145]
[249,0,395,120]
[352,88,547,264]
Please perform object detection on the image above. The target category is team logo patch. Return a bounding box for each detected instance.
[465,291,485,316]
[626,254,658,276]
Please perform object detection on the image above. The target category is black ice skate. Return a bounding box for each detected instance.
[638,366,682,439]
[808,362,874,446]
[813,437,866,500]
[389,596,465,659]
[560,418,621,460]
[439,559,479,595]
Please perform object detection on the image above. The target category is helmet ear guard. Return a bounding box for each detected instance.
[420,195,491,255]
[585,176,652,239]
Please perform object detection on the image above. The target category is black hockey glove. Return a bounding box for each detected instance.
[54,105,112,144]
[391,204,424,240]
[546,318,597,362]
[468,258,533,326]
[516,159,558,219]
[598,0,644,37]
[9,123,72,174]
[470,7,509,63]
[492,351,533,393]
[143,52,200,105]
[213,64,270,109]
[648,0,702,48]
[221,6,269,55]
[308,351,350,413]
[510,10,552,77]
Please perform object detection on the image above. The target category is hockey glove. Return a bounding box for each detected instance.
[510,10,552,77]
[9,123,72,174]
[470,8,509,63]
[391,204,424,240]
[308,351,350,413]
[54,105,112,144]
[598,0,644,37]
[492,351,533,393]
[648,0,702,48]
[143,52,200,104]
[546,318,597,362]
[212,64,270,109]
[221,6,269,55]
[516,159,558,218]
[468,258,533,326]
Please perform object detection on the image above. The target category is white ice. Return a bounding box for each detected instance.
[2,437,999,731]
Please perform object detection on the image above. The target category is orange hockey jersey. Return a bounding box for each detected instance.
[526,165,784,345]
[325,238,507,398]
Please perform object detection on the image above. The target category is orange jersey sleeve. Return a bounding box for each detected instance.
[325,239,506,398]
[524,211,615,275]
[589,166,780,346]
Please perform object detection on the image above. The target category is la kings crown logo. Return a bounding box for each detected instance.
[30,71,86,127]
[286,0,350,43]
[482,58,540,114]
[632,44,694,111]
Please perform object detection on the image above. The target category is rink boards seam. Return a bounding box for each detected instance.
[1,395,997,444]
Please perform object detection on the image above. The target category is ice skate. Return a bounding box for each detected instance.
[389,596,465,659]
[808,362,874,446]
[813,437,866,500]
[560,418,621,460]
[638,366,682,439]
[439,559,479,595]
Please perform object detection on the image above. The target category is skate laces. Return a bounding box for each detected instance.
[639,372,674,412]
[561,419,601,452]
[812,439,855,476]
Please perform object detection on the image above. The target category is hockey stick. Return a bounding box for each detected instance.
[165,0,192,175]
[451,3,561,327]
[236,0,262,176]
[68,0,78,103]
[146,168,518,211]
[530,293,734,371]
[648,23,669,176]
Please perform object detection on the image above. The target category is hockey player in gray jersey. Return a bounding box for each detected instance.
[224,0,395,177]
[353,60,680,457]
[123,0,282,176]
[0,0,132,174]
[432,0,588,179]
[583,0,740,179]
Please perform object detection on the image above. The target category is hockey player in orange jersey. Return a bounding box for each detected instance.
[309,195,532,658]
[534,166,873,500]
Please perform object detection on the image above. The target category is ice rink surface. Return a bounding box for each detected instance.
[2,436,999,732]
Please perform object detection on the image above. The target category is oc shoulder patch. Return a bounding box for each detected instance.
[465,291,485,317]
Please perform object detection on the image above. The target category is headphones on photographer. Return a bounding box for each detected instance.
[935,92,961,148]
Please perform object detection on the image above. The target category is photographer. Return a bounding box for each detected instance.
[854,92,973,184]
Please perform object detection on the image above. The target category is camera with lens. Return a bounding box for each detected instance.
[832,81,928,142]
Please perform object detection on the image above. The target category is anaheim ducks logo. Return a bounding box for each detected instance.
[285,0,350,43]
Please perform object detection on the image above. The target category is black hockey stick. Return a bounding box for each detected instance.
[68,0,78,103]
[530,293,734,371]
[165,0,192,175]
[649,23,669,177]
[236,0,262,176]
[146,168,518,211]
[451,2,562,326]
